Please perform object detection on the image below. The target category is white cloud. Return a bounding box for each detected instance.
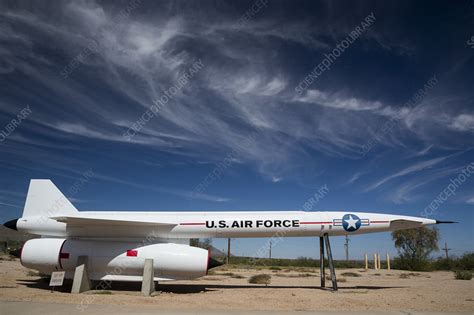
[449,114,474,132]
[260,77,287,96]
[347,171,366,185]
[296,90,383,111]
[93,173,231,203]
[271,176,282,183]
[365,156,449,191]
[1,0,473,185]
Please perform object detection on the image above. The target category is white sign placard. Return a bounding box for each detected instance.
[49,271,66,287]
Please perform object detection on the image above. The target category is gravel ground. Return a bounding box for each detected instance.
[0,258,473,312]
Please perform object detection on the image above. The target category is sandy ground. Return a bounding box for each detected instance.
[0,257,473,312]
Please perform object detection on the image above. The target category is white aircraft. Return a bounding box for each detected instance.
[3,180,451,284]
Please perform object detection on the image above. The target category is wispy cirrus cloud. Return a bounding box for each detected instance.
[92,173,231,203]
[449,114,474,132]
[0,0,473,190]
[365,156,450,192]
[295,89,383,111]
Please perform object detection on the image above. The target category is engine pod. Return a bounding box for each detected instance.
[21,238,65,273]
[21,238,210,281]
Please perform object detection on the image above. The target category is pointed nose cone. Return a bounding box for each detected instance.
[3,219,18,231]
[435,220,457,224]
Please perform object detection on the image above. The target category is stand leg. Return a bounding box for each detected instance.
[319,236,325,288]
[141,259,155,296]
[324,233,338,291]
[71,256,91,294]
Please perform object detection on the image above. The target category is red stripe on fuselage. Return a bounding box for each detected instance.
[299,221,333,225]
[180,222,206,226]
[179,220,389,226]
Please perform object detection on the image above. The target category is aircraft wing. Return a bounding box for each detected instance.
[389,219,424,230]
[51,216,177,227]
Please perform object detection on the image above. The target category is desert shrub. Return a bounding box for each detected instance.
[218,272,245,279]
[294,257,319,267]
[297,273,314,277]
[248,274,271,285]
[269,266,281,270]
[454,270,472,280]
[432,258,457,270]
[431,253,474,271]
[392,256,433,271]
[334,260,365,268]
[324,275,346,282]
[341,272,360,277]
[458,253,474,270]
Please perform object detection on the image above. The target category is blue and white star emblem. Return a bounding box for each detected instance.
[342,214,361,232]
[333,214,369,231]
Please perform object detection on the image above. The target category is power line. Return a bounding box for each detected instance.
[443,242,452,259]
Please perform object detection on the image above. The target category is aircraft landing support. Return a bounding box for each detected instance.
[323,233,338,291]
[141,259,155,296]
[71,256,91,294]
[319,236,325,288]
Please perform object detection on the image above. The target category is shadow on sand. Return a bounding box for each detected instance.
[17,277,402,294]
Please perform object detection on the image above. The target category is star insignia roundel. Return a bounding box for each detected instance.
[342,214,361,232]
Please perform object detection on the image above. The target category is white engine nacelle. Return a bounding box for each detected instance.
[21,239,214,281]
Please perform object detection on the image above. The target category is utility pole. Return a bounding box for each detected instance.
[344,235,349,261]
[227,238,231,264]
[269,240,272,259]
[443,242,452,260]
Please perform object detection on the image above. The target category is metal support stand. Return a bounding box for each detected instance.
[324,233,338,291]
[319,236,325,288]
[71,256,91,294]
[141,259,155,296]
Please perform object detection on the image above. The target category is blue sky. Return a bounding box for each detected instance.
[0,0,473,259]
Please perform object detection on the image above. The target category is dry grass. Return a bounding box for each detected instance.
[341,272,361,277]
[275,273,317,278]
[216,272,245,279]
[454,270,472,280]
[248,274,271,285]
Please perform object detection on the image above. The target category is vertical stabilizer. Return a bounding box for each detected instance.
[23,179,78,217]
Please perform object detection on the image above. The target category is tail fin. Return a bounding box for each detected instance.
[23,180,78,217]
